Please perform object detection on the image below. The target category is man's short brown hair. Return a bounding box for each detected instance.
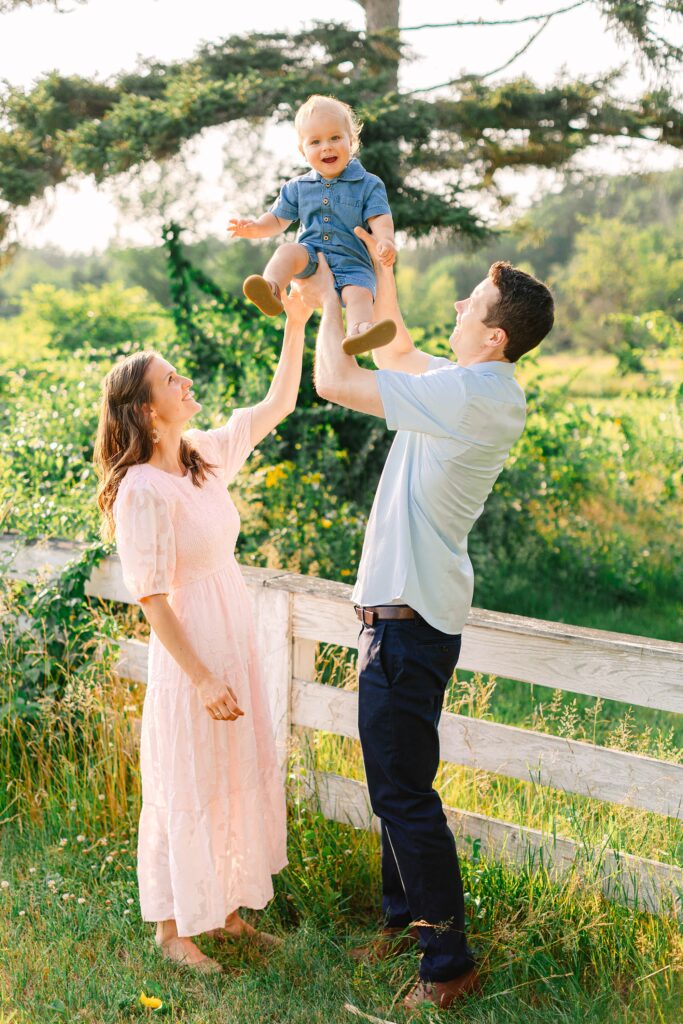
[484,262,554,362]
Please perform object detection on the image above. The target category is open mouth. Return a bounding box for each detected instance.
[322,156,338,164]
[182,392,195,402]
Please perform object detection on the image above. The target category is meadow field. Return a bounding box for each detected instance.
[1,292,681,1023]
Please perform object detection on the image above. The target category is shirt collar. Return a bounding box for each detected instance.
[301,157,366,183]
[462,360,516,377]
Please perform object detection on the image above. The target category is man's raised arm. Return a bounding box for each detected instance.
[354,226,432,376]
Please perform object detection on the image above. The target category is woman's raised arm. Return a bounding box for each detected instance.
[249,287,312,448]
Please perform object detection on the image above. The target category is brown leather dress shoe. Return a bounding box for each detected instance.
[349,925,420,964]
[403,968,482,1011]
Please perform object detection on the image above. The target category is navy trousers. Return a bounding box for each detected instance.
[357,614,475,982]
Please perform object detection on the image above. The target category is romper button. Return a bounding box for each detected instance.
[323,216,329,222]
[323,234,329,240]
[325,182,331,187]
[322,198,329,204]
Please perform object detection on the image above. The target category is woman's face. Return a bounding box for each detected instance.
[145,356,201,429]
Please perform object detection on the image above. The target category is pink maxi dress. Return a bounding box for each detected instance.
[113,408,287,937]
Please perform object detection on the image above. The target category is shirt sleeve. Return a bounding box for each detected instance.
[269,179,299,222]
[187,407,254,484]
[363,177,392,220]
[376,365,468,438]
[114,478,176,602]
[428,355,454,371]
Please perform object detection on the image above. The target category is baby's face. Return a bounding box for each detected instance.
[298,111,352,179]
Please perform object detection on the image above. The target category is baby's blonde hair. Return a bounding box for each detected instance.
[294,95,363,155]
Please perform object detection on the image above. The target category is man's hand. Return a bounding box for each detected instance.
[354,225,383,267]
[291,253,339,311]
[376,238,397,267]
[228,218,263,239]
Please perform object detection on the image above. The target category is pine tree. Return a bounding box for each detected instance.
[0,1,681,247]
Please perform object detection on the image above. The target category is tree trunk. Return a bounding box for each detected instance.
[354,0,400,90]
[360,0,399,31]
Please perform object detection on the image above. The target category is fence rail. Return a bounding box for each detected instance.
[2,533,682,916]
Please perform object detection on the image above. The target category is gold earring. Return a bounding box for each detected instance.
[151,424,160,444]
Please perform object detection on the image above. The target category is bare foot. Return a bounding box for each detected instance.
[206,911,282,948]
[156,934,223,972]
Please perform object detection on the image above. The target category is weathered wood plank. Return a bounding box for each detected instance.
[291,679,683,819]
[249,587,292,782]
[115,637,148,683]
[458,619,683,715]
[304,771,683,917]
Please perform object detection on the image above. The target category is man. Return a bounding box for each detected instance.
[296,228,554,1012]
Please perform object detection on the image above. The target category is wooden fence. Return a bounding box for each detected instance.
[2,533,682,917]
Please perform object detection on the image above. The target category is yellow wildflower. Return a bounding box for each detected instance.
[139,992,163,1010]
[321,518,332,529]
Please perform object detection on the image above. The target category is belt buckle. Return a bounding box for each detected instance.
[362,607,377,626]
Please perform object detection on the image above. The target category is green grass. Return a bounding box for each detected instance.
[1,806,681,1024]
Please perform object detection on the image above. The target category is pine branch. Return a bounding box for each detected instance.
[409,18,553,94]
[402,2,589,32]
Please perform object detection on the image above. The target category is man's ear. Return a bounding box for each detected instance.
[486,327,507,351]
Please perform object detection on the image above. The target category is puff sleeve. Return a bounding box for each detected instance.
[186,407,254,485]
[114,477,176,602]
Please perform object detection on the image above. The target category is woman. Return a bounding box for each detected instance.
[94,289,311,972]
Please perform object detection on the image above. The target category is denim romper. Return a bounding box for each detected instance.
[269,157,392,301]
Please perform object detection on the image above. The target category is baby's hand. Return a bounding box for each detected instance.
[376,238,397,267]
[228,218,262,239]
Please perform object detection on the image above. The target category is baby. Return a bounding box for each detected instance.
[228,94,397,355]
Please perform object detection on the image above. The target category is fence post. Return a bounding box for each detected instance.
[249,584,292,783]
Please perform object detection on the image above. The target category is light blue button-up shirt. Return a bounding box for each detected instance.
[352,356,527,634]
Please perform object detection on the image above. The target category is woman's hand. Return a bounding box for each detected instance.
[281,283,314,326]
[195,673,245,722]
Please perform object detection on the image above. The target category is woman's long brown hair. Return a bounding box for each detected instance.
[94,350,216,541]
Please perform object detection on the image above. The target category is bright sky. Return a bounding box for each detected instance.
[2,0,682,252]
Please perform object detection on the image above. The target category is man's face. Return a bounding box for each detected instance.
[449,277,502,363]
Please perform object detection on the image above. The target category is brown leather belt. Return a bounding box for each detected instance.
[355,604,417,626]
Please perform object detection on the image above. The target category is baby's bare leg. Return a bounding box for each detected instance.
[244,242,310,317]
[341,285,374,336]
[341,284,397,356]
[264,242,310,292]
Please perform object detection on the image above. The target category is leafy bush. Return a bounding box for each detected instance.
[16,281,170,353]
